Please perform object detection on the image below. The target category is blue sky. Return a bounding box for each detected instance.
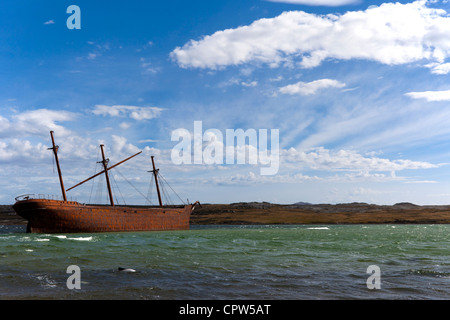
[2,0,450,205]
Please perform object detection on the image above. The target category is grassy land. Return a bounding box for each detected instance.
[2,202,450,226]
[190,202,450,225]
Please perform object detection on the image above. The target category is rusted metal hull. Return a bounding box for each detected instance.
[13,199,192,234]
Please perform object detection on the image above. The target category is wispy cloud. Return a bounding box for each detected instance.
[241,80,258,87]
[87,53,98,60]
[43,20,55,25]
[405,90,450,102]
[279,79,345,95]
[140,58,158,74]
[282,146,438,172]
[266,0,359,6]
[92,105,163,120]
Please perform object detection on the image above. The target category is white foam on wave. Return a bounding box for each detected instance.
[47,235,93,241]
[69,236,93,241]
[35,238,50,242]
[53,235,67,239]
[0,235,16,241]
[307,227,329,230]
[36,274,57,288]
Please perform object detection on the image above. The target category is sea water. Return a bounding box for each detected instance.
[0,224,448,300]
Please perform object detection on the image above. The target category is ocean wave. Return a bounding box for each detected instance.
[0,235,16,241]
[68,236,93,241]
[307,227,329,230]
[35,274,57,288]
[408,269,450,278]
[49,235,93,241]
[52,235,67,239]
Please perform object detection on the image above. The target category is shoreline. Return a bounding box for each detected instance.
[2,202,450,226]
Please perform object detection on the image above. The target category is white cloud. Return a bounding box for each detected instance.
[279,79,345,95]
[165,145,438,187]
[44,20,55,25]
[241,80,258,87]
[140,58,158,74]
[0,139,48,163]
[282,147,438,172]
[266,0,360,6]
[110,135,141,156]
[405,90,450,101]
[92,105,163,120]
[426,62,450,74]
[87,53,98,60]
[0,109,77,138]
[171,1,450,72]
[269,75,283,82]
[0,115,9,130]
[119,122,131,129]
[209,171,320,185]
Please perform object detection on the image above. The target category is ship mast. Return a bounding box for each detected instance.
[150,156,163,207]
[49,131,67,201]
[100,144,114,206]
[66,150,142,192]
[66,146,142,206]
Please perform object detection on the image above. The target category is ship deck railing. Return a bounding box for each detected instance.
[14,194,185,208]
[15,194,77,202]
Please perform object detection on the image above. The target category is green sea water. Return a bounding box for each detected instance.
[0,224,449,300]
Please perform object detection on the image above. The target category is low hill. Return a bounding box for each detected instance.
[2,202,450,226]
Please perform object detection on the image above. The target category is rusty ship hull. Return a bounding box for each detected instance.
[13,198,192,234]
[14,131,196,234]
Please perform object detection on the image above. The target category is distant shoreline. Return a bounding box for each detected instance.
[190,202,450,225]
[2,202,450,226]
[0,205,27,225]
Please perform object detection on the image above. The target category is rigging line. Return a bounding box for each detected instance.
[159,180,171,205]
[159,174,177,206]
[95,173,104,204]
[114,167,153,204]
[165,188,174,206]
[145,175,154,205]
[89,147,101,204]
[115,173,126,205]
[159,178,174,206]
[146,174,155,206]
[110,171,125,205]
[158,173,186,205]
